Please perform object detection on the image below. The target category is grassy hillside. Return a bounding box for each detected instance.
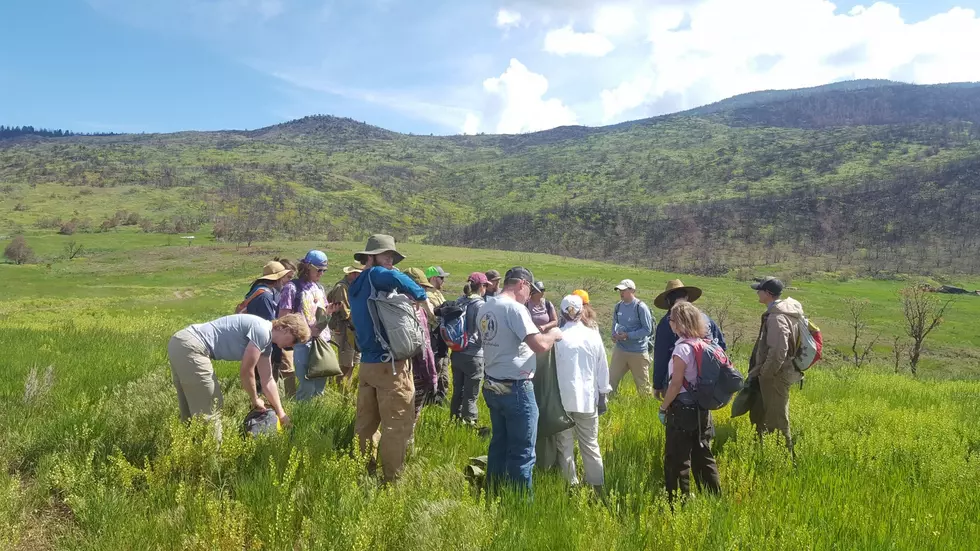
[3,81,980,275]
[1,233,978,550]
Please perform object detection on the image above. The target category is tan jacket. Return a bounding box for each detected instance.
[749,298,805,382]
[426,288,446,331]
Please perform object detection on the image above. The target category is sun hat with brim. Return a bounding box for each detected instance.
[258,260,293,282]
[343,266,363,275]
[654,279,703,310]
[354,234,405,265]
[405,267,435,289]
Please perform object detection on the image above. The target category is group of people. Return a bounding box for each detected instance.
[166,233,810,500]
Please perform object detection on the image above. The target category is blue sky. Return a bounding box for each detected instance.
[2,0,979,135]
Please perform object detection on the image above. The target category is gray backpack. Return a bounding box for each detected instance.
[366,270,425,366]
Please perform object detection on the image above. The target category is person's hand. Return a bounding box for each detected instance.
[278,414,292,430]
[327,303,342,314]
[658,409,667,426]
[251,396,266,411]
[654,389,665,401]
[597,394,608,416]
[616,332,628,341]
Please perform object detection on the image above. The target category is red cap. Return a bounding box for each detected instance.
[468,272,489,285]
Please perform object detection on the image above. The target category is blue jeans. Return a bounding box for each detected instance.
[292,341,326,401]
[483,378,538,494]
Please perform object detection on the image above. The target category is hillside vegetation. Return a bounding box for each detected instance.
[3,80,980,275]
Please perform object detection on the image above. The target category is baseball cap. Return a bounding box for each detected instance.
[531,280,546,294]
[468,272,489,285]
[614,279,637,291]
[425,266,450,279]
[505,266,534,284]
[301,250,329,270]
[572,289,590,304]
[485,269,502,282]
[751,276,784,296]
[560,294,584,317]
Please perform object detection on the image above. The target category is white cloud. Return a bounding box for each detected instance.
[478,59,578,133]
[593,5,635,37]
[462,113,481,134]
[544,25,615,57]
[600,1,980,122]
[496,9,523,28]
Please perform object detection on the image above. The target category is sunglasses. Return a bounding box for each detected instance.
[316,268,326,273]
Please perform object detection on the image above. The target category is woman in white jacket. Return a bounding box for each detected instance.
[554,294,612,494]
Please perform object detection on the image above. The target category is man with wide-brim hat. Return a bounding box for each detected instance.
[327,266,365,387]
[651,279,726,401]
[354,234,405,265]
[347,234,428,482]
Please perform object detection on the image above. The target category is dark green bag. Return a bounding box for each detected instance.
[307,336,341,379]
[730,378,759,418]
[533,350,575,438]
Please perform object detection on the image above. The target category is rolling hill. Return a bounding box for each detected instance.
[3,80,980,276]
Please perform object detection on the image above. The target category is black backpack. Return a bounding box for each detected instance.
[681,339,744,410]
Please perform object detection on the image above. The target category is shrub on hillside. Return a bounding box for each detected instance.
[59,221,77,235]
[4,235,34,264]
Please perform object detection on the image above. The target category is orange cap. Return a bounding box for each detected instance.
[572,289,590,304]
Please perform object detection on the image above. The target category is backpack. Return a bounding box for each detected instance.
[437,299,469,352]
[241,408,280,438]
[614,300,655,353]
[681,339,745,411]
[793,317,823,372]
[235,287,269,314]
[366,270,425,364]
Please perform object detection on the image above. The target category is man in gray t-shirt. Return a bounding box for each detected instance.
[168,313,309,440]
[189,314,274,361]
[479,267,563,495]
[479,295,539,381]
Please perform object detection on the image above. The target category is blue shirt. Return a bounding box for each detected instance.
[243,283,279,321]
[349,266,428,364]
[611,299,655,353]
[652,311,726,391]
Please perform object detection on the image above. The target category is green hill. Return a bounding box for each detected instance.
[3,80,980,275]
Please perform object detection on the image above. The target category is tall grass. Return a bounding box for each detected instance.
[1,237,979,549]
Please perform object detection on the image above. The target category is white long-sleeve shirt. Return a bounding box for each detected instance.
[555,321,612,413]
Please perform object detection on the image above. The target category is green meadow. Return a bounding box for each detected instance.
[2,230,979,550]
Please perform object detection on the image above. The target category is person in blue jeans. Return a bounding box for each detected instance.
[478,267,563,495]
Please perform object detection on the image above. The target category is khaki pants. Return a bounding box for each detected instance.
[750,367,795,452]
[167,329,223,440]
[277,348,296,398]
[556,411,604,486]
[610,349,652,397]
[355,361,416,482]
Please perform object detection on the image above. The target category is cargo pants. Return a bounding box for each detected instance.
[355,360,416,482]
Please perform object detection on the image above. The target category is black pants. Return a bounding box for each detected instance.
[664,402,721,500]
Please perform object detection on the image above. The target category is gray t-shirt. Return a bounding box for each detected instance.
[189,314,274,361]
[478,295,540,380]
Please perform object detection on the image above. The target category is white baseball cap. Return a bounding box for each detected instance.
[560,294,584,318]
[614,279,637,291]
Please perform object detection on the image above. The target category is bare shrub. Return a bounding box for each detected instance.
[4,235,34,264]
[901,284,952,375]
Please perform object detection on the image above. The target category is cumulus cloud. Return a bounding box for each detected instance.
[544,25,615,56]
[474,59,578,134]
[600,1,980,121]
[496,8,523,28]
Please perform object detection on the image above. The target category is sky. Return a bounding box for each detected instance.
[2,0,980,135]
